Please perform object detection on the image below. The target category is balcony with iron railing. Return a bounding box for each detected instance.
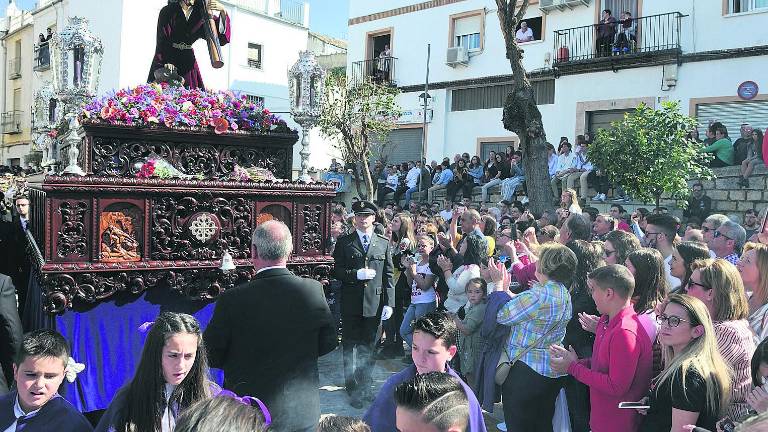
[2,111,24,134]
[552,12,684,74]
[34,42,51,71]
[350,57,397,87]
[8,57,22,79]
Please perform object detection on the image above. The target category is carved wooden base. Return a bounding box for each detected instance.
[40,257,334,314]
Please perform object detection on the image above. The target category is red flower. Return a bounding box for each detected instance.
[213,117,229,134]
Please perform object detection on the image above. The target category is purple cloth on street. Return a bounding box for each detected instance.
[0,391,93,431]
[148,2,231,89]
[363,364,487,432]
[474,290,513,411]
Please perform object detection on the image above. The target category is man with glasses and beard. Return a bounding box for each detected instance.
[643,214,681,288]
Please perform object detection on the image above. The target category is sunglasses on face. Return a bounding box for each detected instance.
[656,314,692,328]
[712,230,733,240]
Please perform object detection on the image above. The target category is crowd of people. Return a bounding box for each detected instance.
[1,131,768,432]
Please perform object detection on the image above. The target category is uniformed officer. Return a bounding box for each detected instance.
[332,200,394,408]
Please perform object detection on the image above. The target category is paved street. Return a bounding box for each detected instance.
[317,346,504,430]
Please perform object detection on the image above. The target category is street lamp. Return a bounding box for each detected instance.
[288,50,325,183]
[49,17,103,176]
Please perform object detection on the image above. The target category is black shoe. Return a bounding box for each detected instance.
[743,178,750,188]
[345,379,358,395]
[350,396,364,409]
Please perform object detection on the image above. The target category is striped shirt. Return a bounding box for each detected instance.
[497,280,572,378]
[715,320,756,421]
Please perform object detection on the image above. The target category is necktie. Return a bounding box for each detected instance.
[362,234,370,253]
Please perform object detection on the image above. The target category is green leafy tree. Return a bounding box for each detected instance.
[496,0,550,214]
[318,72,402,200]
[587,101,713,210]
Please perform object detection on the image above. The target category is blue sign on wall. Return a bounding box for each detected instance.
[737,81,759,100]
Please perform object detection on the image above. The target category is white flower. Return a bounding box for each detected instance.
[65,357,85,383]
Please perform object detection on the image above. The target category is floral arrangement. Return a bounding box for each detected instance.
[136,156,193,179]
[81,83,293,135]
[228,165,278,182]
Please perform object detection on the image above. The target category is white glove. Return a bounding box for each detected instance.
[356,268,377,280]
[381,306,393,321]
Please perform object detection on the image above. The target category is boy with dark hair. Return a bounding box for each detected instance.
[364,312,486,431]
[0,329,92,431]
[550,265,653,432]
[394,372,469,432]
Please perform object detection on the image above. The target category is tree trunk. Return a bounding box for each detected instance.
[655,194,660,212]
[351,164,366,200]
[496,0,551,215]
[361,159,374,202]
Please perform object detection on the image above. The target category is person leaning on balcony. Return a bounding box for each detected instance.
[427,161,453,203]
[700,122,734,168]
[596,9,617,56]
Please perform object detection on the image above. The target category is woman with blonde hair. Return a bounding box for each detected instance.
[739,242,768,342]
[640,294,731,432]
[385,212,417,358]
[560,188,582,215]
[685,258,756,421]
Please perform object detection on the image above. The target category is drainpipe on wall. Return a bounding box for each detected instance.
[1,27,8,164]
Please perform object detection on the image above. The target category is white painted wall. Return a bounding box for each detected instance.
[348,0,768,163]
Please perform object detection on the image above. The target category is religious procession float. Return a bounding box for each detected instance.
[24,14,333,413]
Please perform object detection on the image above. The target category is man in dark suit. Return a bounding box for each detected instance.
[0,274,22,395]
[332,200,395,408]
[204,220,337,432]
[0,194,32,318]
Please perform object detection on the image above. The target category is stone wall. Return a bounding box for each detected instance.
[691,165,768,214]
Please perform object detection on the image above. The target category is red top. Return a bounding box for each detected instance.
[568,306,653,432]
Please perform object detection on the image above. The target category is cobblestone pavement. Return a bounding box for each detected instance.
[317,346,505,430]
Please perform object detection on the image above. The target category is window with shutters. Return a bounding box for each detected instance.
[727,0,768,14]
[247,43,262,69]
[449,10,485,52]
[450,80,555,111]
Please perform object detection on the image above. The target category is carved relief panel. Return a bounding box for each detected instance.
[98,202,143,262]
[52,199,91,262]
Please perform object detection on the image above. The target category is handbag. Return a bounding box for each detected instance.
[494,310,567,385]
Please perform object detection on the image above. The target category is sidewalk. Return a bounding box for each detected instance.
[317,346,505,430]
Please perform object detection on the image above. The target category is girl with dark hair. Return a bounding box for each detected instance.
[483,151,497,183]
[626,248,669,340]
[739,128,765,187]
[438,234,487,313]
[562,240,604,432]
[669,241,711,293]
[384,213,417,358]
[446,159,471,203]
[95,312,215,432]
[468,156,484,187]
[481,153,509,202]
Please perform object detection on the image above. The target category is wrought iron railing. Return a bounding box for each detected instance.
[34,42,51,71]
[278,0,306,26]
[553,12,683,65]
[8,57,21,78]
[1,110,24,134]
[350,57,397,87]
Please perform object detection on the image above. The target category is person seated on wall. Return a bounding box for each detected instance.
[700,122,734,168]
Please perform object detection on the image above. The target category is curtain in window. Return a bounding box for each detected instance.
[601,0,638,18]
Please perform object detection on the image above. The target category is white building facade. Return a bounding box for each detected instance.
[346,0,768,164]
[3,0,342,174]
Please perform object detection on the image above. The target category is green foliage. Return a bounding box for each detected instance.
[318,73,402,196]
[587,101,713,207]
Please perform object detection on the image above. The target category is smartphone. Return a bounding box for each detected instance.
[618,402,650,410]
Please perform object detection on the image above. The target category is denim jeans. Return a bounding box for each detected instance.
[481,178,503,202]
[399,301,437,346]
[404,185,419,204]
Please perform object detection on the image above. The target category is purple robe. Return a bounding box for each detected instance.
[363,365,487,432]
[148,2,231,89]
[0,391,93,431]
[475,291,513,411]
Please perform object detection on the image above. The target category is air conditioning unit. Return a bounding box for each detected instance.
[446,46,469,67]
[539,0,562,13]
